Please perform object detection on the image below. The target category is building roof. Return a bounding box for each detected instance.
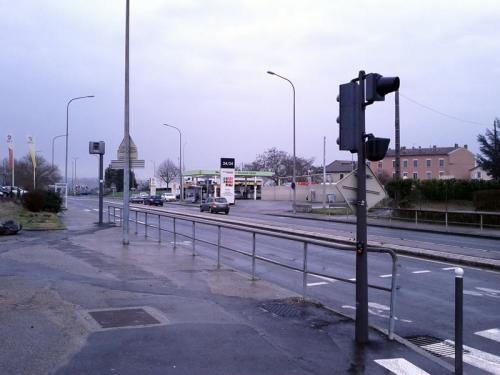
[385,144,467,157]
[325,160,357,173]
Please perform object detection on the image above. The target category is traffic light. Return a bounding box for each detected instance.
[365,136,390,161]
[336,81,359,153]
[365,73,400,102]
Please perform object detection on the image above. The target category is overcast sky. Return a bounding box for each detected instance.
[1,0,499,179]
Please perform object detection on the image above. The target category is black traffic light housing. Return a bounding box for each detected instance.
[365,73,400,102]
[365,135,390,162]
[336,81,359,153]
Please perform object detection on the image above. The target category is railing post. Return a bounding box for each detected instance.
[217,225,221,269]
[302,242,308,298]
[107,206,110,223]
[158,215,161,242]
[445,212,448,229]
[173,217,177,250]
[251,232,256,280]
[455,268,464,375]
[135,211,138,234]
[388,252,398,340]
[480,214,483,231]
[145,212,148,238]
[119,208,123,227]
[192,221,196,256]
[113,207,116,223]
[415,210,418,226]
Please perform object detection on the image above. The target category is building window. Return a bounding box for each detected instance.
[403,160,408,169]
[378,161,382,169]
[439,159,445,168]
[339,173,344,179]
[426,172,432,180]
[413,172,418,179]
[439,171,445,177]
[476,172,481,179]
[403,172,408,178]
[426,159,431,168]
[413,159,418,168]
[392,160,396,168]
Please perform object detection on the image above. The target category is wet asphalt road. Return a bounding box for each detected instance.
[71,196,500,373]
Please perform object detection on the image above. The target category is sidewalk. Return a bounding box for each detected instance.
[0,206,448,375]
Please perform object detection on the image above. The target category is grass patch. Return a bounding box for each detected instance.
[0,200,65,230]
[312,207,353,215]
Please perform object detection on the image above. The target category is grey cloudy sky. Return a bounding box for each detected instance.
[1,0,499,179]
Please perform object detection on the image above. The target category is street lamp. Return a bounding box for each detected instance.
[72,157,79,196]
[162,123,183,201]
[65,96,94,188]
[52,134,66,167]
[267,70,296,214]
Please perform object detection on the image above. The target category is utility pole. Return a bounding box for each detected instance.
[122,0,131,245]
[395,90,401,180]
[322,136,326,209]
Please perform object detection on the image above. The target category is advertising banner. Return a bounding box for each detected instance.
[6,134,13,169]
[27,135,36,168]
[220,158,235,204]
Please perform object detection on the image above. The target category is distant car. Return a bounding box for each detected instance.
[161,192,176,202]
[129,194,144,203]
[234,191,243,200]
[144,195,163,206]
[200,197,229,214]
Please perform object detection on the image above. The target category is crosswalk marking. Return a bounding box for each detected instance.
[422,340,500,375]
[374,358,430,375]
[476,328,500,343]
[412,270,431,274]
[307,282,328,287]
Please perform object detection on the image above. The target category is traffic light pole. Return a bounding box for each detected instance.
[99,153,104,225]
[355,70,369,344]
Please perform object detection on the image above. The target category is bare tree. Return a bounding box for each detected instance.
[13,153,62,190]
[157,159,179,189]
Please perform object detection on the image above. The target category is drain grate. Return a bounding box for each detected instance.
[405,335,470,358]
[80,306,169,331]
[261,302,305,318]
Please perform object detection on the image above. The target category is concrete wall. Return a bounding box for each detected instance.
[262,184,344,203]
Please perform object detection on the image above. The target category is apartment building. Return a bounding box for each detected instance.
[376,144,474,180]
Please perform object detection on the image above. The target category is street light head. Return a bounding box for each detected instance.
[87,95,95,98]
[267,71,275,75]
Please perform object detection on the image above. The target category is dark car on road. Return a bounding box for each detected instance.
[200,197,229,214]
[129,194,144,203]
[144,195,163,206]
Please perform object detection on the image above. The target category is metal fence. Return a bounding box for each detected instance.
[107,203,399,339]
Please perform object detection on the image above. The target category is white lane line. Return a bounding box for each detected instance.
[476,328,500,343]
[310,274,337,283]
[307,282,328,287]
[349,278,356,281]
[412,270,431,274]
[380,274,393,278]
[92,208,99,211]
[423,340,500,375]
[476,287,500,295]
[83,209,91,212]
[442,267,459,271]
[375,358,430,375]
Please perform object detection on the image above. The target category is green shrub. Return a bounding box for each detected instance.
[473,190,500,211]
[22,191,45,212]
[43,191,63,212]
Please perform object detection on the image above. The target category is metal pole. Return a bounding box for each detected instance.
[173,217,177,250]
[52,134,65,168]
[107,205,110,223]
[395,90,401,181]
[323,136,327,209]
[302,242,308,298]
[99,154,104,224]
[158,215,161,242]
[217,225,221,269]
[251,232,256,280]
[122,0,131,245]
[192,222,196,256]
[135,210,138,234]
[355,70,369,344]
[455,268,464,375]
[163,124,183,201]
[480,214,483,231]
[145,212,148,238]
[388,254,398,340]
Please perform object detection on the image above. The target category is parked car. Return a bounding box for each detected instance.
[200,197,229,214]
[129,194,144,203]
[161,192,176,202]
[144,195,163,206]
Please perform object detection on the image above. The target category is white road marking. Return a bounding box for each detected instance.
[476,287,500,295]
[92,208,99,211]
[423,340,500,375]
[375,358,430,375]
[442,267,459,271]
[464,290,483,296]
[412,270,431,274]
[380,274,393,278]
[349,278,356,281]
[310,274,337,283]
[476,328,500,343]
[342,305,355,310]
[83,209,91,212]
[307,282,328,287]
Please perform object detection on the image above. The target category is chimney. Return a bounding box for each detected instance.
[464,144,468,149]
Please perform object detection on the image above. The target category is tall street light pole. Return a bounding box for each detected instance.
[65,95,94,193]
[52,134,66,167]
[122,0,131,245]
[267,71,296,214]
[162,123,183,201]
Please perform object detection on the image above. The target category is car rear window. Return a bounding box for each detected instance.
[215,198,227,203]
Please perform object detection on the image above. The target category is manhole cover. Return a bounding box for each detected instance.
[405,335,470,358]
[79,306,169,331]
[261,302,305,318]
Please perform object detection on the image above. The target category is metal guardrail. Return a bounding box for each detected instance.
[107,203,399,339]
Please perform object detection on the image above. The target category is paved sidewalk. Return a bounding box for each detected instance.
[0,206,449,375]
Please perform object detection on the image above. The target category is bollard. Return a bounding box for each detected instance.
[251,232,256,280]
[173,217,177,250]
[192,222,196,256]
[145,212,148,238]
[302,242,308,298]
[135,211,138,234]
[158,215,161,242]
[455,267,464,375]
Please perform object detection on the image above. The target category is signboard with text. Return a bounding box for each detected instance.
[220,158,235,204]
